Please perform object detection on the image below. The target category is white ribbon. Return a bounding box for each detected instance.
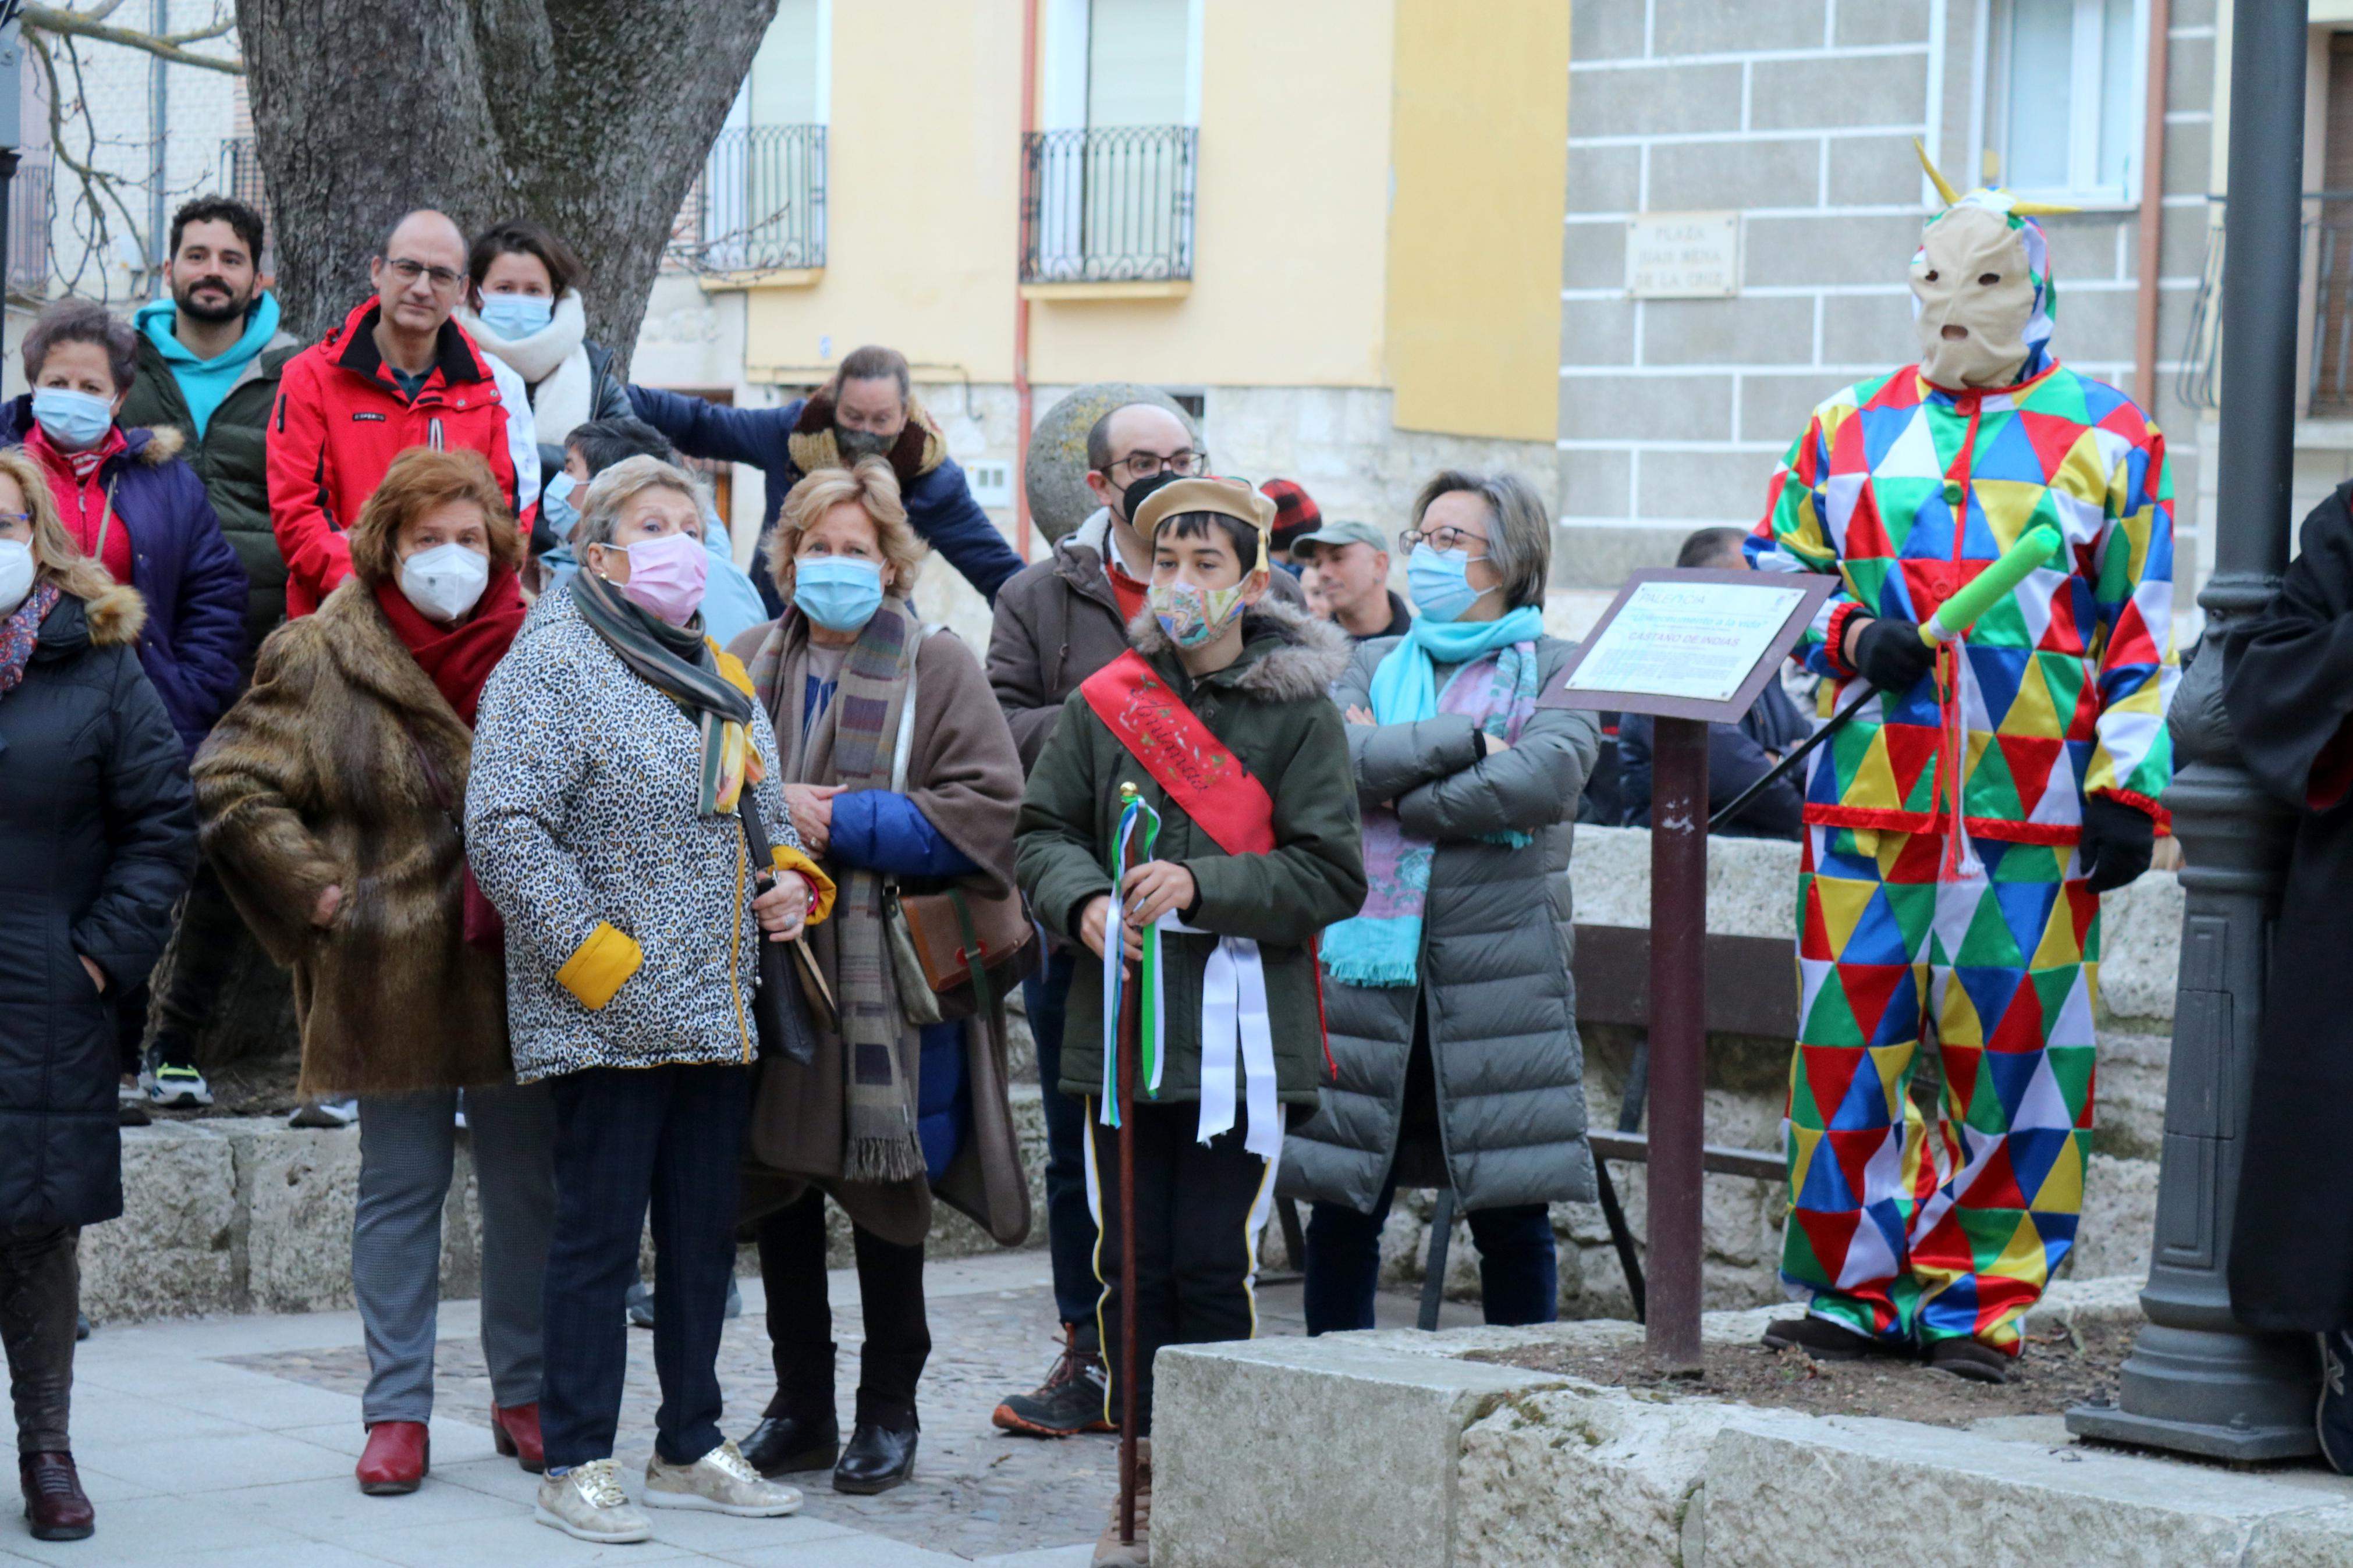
[1159,913,1283,1160]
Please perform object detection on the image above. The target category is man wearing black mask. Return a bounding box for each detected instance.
[982,401,1301,1442]
[627,343,1022,616]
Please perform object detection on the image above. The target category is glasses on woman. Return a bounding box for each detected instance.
[1106,448,1209,482]
[1400,524,1490,555]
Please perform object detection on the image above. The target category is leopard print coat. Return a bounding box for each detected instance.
[466,586,798,1082]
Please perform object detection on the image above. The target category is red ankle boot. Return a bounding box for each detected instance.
[490,1402,544,1473]
[20,1452,93,1541]
[356,1420,429,1495]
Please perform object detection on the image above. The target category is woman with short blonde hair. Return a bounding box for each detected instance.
[765,458,925,603]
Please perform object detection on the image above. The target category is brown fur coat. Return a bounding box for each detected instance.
[192,579,509,1096]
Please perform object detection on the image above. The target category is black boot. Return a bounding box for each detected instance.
[832,1420,918,1495]
[739,1410,840,1476]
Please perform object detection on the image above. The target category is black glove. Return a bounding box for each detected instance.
[1848,616,1939,694]
[2078,795,2156,894]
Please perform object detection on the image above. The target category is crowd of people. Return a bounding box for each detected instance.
[0,156,2195,1566]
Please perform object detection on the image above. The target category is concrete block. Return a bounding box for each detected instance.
[1820,291,1917,368]
[1646,138,1823,215]
[84,1124,239,1322]
[1837,0,1930,45]
[2068,1154,2158,1284]
[2094,1030,2171,1161]
[2043,215,2132,287]
[1638,446,1780,521]
[1653,0,1826,56]
[1560,374,1734,444]
[1743,215,1924,286]
[2099,870,2185,1026]
[1742,370,1852,446]
[234,1123,365,1315]
[1560,296,1638,365]
[1701,1417,2348,1567]
[1570,64,1745,140]
[1553,524,1687,588]
[2246,1505,2353,1566]
[1562,222,1628,291]
[1153,1337,1566,1568]
[2049,287,2145,367]
[1566,145,1640,215]
[1639,295,1816,367]
[1749,55,1929,131]
[1570,0,1648,62]
[1559,448,1634,520]
[1828,133,1926,207]
[2169,34,2214,114]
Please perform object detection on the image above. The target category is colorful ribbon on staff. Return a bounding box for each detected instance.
[1099,786,1167,1126]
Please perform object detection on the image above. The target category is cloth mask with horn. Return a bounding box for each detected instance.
[1909,139,2070,390]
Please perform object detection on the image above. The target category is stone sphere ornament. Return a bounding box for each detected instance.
[1024,383,1202,545]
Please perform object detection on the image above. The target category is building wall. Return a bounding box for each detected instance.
[1555,0,2217,614]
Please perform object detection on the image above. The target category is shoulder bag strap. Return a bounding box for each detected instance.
[889,620,939,794]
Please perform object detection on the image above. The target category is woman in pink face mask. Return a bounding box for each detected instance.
[465,452,836,1540]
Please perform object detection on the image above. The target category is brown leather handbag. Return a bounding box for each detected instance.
[883,624,1038,1022]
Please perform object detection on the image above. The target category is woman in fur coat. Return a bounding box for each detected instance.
[0,449,195,1542]
[193,448,551,1496]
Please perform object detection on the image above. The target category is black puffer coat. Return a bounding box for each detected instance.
[0,586,196,1229]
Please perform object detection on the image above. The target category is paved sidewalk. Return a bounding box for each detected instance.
[30,1249,1474,1565]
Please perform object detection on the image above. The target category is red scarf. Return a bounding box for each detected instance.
[371,565,527,727]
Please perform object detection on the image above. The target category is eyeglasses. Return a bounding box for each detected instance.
[1106,449,1209,482]
[1400,525,1490,555]
[384,257,466,292]
[0,512,29,530]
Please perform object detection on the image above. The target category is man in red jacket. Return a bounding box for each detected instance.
[269,209,530,617]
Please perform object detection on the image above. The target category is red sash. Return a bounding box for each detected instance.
[1080,650,1276,855]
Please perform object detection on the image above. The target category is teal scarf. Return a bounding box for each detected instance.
[1322,607,1545,988]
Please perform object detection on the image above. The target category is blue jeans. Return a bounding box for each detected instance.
[1303,1184,1558,1334]
[1023,945,1100,1328]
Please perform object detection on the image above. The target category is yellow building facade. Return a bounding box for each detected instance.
[692,0,1572,594]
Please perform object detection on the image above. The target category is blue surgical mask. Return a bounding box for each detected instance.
[478,294,553,340]
[31,386,115,451]
[541,470,579,537]
[1407,543,1495,624]
[792,556,885,632]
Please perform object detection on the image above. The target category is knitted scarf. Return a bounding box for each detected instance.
[0,584,59,698]
[748,598,927,1183]
[372,567,527,728]
[568,569,753,815]
[1320,607,1544,988]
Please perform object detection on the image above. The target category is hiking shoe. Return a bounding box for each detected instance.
[144,1062,212,1108]
[1926,1338,2014,1384]
[289,1098,358,1129]
[535,1459,651,1543]
[995,1322,1114,1437]
[643,1438,801,1517]
[1760,1317,1882,1362]
[2320,1331,2353,1474]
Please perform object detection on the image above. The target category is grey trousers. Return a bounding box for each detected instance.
[0,1227,76,1453]
[355,1082,556,1424]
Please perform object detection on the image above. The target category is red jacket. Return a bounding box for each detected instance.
[268,298,520,616]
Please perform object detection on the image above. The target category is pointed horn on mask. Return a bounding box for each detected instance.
[2007,199,2081,216]
[1913,138,1961,208]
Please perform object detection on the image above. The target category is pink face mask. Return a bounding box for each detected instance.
[608,531,707,627]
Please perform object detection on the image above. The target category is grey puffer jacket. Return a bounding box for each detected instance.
[1279,633,1601,1215]
[466,586,797,1083]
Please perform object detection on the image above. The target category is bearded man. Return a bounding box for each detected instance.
[1744,152,2177,1384]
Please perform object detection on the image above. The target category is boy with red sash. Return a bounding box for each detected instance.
[1016,478,1364,1567]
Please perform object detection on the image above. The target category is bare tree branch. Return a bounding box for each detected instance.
[23,2,243,73]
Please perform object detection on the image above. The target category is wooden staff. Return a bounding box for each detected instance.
[1116,795,1145,1546]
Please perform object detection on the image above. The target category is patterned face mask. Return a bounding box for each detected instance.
[1148,578,1247,648]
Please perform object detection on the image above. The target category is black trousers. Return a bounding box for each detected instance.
[0,1227,77,1454]
[1085,1098,1278,1436]
[541,1063,749,1470]
[148,858,247,1065]
[755,1189,929,1428]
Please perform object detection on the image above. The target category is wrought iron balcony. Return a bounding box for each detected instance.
[676,124,826,275]
[2177,191,2353,415]
[1020,125,1197,285]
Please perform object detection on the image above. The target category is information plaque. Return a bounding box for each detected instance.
[1538,567,1839,722]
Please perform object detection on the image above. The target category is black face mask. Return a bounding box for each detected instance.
[1120,470,1178,525]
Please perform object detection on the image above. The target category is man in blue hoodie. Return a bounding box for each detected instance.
[117,194,301,1112]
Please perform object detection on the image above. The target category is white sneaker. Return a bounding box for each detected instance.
[644,1438,803,1517]
[534,1458,652,1543]
[145,1062,213,1108]
[288,1097,358,1129]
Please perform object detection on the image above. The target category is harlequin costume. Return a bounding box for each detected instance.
[1744,159,2177,1366]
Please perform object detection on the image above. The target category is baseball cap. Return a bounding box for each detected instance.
[1291,518,1389,557]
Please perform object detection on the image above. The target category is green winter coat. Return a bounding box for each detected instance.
[118,324,301,665]
[1016,600,1367,1108]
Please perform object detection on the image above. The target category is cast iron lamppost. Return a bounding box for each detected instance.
[2065,0,2313,1460]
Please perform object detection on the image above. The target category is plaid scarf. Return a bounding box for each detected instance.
[0,584,59,698]
[568,570,753,815]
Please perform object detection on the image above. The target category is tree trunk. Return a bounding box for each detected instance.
[234,0,780,363]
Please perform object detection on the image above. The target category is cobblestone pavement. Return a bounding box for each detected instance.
[225,1250,1481,1562]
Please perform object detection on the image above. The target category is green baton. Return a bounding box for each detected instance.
[1920,524,2065,645]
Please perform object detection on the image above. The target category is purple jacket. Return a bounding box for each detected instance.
[1,396,249,756]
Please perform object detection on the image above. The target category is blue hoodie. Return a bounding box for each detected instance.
[134,292,282,440]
